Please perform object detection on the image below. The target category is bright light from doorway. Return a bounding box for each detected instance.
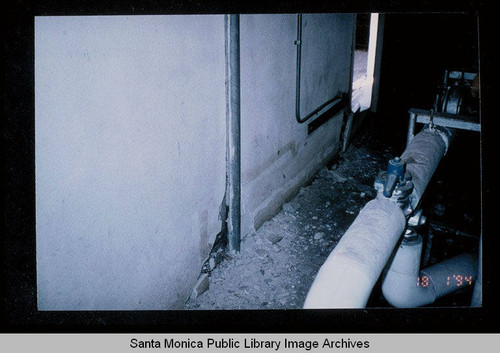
[352,13,379,112]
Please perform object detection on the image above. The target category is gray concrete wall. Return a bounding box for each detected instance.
[240,14,356,235]
[35,15,226,310]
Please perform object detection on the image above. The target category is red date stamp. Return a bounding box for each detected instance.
[417,275,474,287]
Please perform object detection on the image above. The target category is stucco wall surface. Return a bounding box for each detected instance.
[35,14,356,310]
[240,14,355,235]
[35,15,226,310]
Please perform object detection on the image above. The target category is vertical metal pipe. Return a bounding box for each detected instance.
[422,229,434,267]
[295,14,303,122]
[225,15,241,254]
[341,112,354,153]
[294,14,347,124]
[406,112,417,147]
[348,14,356,112]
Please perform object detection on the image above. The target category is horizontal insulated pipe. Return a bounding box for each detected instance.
[401,127,453,209]
[471,236,482,306]
[304,127,454,309]
[303,196,406,308]
[382,235,478,308]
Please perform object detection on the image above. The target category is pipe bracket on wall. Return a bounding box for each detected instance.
[307,95,349,134]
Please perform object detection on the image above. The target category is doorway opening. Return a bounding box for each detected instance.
[352,13,379,113]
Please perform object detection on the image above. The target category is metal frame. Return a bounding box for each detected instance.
[406,108,480,147]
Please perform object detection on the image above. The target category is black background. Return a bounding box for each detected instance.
[2,0,496,333]
[378,12,480,130]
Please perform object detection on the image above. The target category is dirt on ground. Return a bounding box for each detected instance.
[185,115,480,310]
[185,115,398,310]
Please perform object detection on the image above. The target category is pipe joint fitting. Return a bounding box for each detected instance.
[374,157,414,217]
[408,208,427,227]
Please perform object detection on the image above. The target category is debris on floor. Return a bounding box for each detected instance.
[190,273,210,300]
[185,116,480,310]
[185,117,395,310]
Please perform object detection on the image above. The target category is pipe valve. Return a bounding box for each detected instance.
[383,157,405,197]
[374,157,414,217]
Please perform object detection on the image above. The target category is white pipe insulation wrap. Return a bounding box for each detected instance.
[304,127,457,309]
[303,196,406,308]
[471,237,482,307]
[421,253,477,297]
[400,127,453,209]
[382,235,478,308]
[381,236,433,307]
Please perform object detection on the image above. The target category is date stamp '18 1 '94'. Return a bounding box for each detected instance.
[417,274,474,288]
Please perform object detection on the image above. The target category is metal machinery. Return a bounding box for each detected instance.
[407,70,480,146]
[304,70,481,308]
[378,70,481,307]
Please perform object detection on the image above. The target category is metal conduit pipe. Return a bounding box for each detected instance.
[304,127,454,309]
[382,234,478,308]
[225,14,241,254]
[294,14,346,124]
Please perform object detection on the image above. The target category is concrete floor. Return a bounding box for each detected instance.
[185,112,480,310]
